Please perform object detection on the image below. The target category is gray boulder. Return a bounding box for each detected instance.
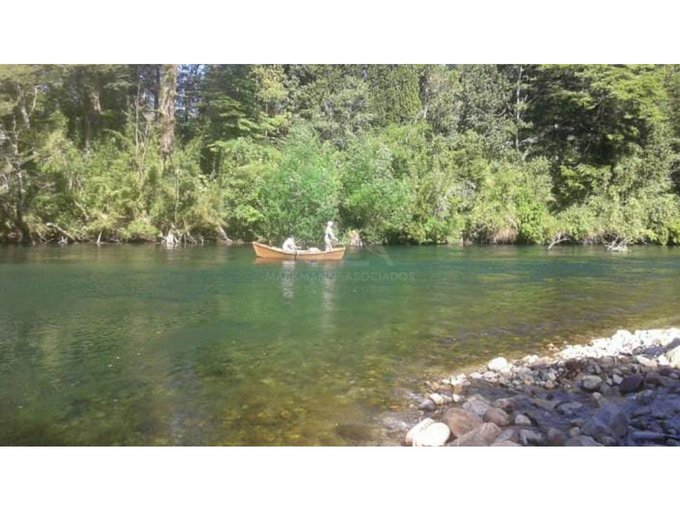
[461,395,491,417]
[453,423,501,446]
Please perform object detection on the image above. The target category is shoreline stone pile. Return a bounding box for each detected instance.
[397,328,680,446]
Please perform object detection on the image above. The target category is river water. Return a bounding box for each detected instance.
[1,244,679,445]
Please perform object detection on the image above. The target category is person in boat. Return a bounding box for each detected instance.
[282,236,298,252]
[324,221,338,251]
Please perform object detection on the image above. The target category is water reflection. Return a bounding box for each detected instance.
[281,260,295,300]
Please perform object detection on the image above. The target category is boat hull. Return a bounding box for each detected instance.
[252,242,346,261]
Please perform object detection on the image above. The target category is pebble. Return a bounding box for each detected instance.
[418,399,436,412]
[428,393,445,406]
[581,375,602,392]
[514,414,532,426]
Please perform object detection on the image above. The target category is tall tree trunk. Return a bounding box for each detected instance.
[159,64,178,160]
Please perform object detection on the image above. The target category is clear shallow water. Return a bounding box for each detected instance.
[1,244,679,445]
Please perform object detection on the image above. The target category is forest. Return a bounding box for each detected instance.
[1,64,680,247]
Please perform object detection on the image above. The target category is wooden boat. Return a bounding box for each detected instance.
[252,242,346,261]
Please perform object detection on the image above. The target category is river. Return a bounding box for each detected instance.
[1,244,679,445]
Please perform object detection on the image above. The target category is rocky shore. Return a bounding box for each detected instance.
[395,327,680,446]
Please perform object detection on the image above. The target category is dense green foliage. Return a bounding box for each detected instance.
[2,64,680,246]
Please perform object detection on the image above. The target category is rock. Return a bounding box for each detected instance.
[582,404,629,440]
[428,393,445,406]
[405,419,451,446]
[557,401,584,415]
[612,374,623,385]
[441,408,483,438]
[382,416,410,432]
[619,375,644,394]
[599,435,619,446]
[546,427,567,446]
[644,374,665,388]
[530,398,558,411]
[405,418,434,445]
[544,380,556,390]
[492,440,521,446]
[496,427,519,443]
[599,383,613,396]
[667,346,680,369]
[335,423,376,442]
[461,395,491,417]
[568,426,580,438]
[636,389,656,405]
[635,355,657,369]
[484,407,511,427]
[581,375,602,392]
[418,399,436,412]
[519,429,544,446]
[453,423,501,446]
[565,435,604,446]
[482,371,498,381]
[487,357,509,372]
[590,392,603,406]
[631,430,667,443]
[514,414,532,426]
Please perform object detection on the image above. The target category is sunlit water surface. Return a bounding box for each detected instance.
[1,244,679,445]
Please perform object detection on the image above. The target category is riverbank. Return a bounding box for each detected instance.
[388,327,680,446]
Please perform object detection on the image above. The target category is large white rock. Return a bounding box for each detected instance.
[405,419,451,446]
[487,357,509,372]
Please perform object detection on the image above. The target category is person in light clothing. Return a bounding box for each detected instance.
[282,236,297,252]
[324,221,338,251]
